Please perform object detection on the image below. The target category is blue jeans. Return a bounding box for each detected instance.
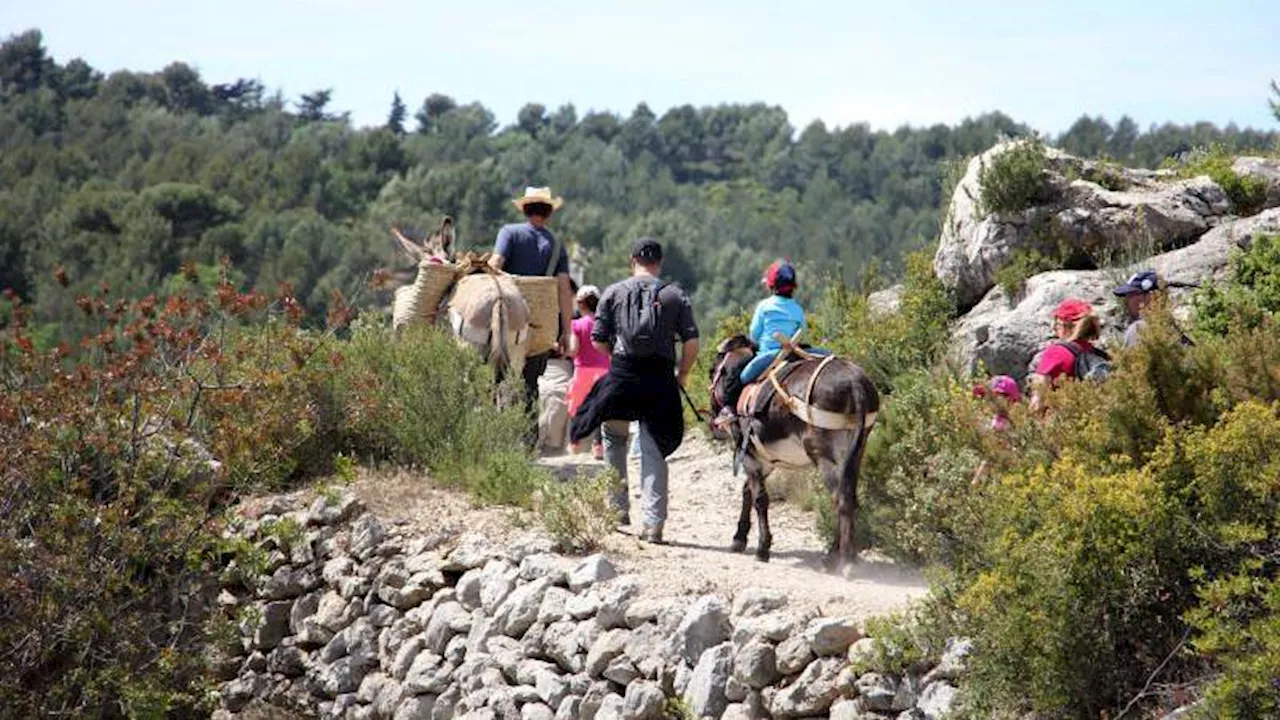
[740,347,831,384]
[601,420,667,528]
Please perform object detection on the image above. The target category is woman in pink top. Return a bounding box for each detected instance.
[566,285,610,458]
[1028,297,1102,414]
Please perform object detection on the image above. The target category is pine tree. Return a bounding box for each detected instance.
[387,91,407,135]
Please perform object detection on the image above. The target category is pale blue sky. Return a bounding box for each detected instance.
[5,0,1278,134]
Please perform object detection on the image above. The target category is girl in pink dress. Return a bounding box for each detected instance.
[566,285,610,458]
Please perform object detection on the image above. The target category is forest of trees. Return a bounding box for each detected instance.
[2,28,1278,338]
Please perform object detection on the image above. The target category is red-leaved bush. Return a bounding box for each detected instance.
[0,267,343,716]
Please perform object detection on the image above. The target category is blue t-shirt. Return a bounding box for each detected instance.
[493,222,569,277]
[750,295,806,353]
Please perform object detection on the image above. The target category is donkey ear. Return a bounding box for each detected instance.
[439,216,456,255]
[391,226,425,264]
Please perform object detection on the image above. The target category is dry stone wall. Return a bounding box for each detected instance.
[213,492,968,720]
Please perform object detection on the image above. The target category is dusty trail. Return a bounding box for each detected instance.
[536,434,929,619]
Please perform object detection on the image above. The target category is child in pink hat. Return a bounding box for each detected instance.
[974,374,1022,431]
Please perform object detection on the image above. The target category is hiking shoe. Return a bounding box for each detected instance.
[640,524,665,544]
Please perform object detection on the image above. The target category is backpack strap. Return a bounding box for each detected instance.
[544,232,562,277]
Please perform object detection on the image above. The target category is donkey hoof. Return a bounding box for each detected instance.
[755,549,771,563]
[730,539,747,553]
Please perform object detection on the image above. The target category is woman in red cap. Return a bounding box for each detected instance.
[1028,297,1105,412]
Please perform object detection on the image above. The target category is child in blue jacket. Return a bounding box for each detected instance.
[718,261,828,424]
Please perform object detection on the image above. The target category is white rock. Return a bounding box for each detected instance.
[350,513,388,559]
[494,577,551,638]
[537,586,574,624]
[923,637,973,684]
[731,607,816,646]
[594,693,625,720]
[682,642,734,719]
[855,672,898,712]
[803,616,862,656]
[567,554,617,592]
[775,634,814,676]
[765,656,845,718]
[444,533,504,571]
[918,681,959,719]
[394,694,436,720]
[731,587,789,619]
[479,561,519,614]
[519,553,568,585]
[564,592,600,620]
[585,628,630,679]
[391,637,425,681]
[522,702,555,720]
[601,655,640,686]
[621,680,666,720]
[732,638,781,689]
[670,595,731,665]
[595,576,642,630]
[289,590,321,635]
[251,601,292,651]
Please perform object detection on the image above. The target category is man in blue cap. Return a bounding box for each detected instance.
[1113,269,1192,348]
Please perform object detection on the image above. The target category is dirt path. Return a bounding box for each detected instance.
[338,434,927,621]
[536,434,929,620]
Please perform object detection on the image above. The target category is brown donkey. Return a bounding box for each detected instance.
[708,335,879,573]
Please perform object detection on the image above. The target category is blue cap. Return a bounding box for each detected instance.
[1113,270,1160,296]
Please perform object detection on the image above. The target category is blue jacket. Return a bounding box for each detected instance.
[749,295,806,353]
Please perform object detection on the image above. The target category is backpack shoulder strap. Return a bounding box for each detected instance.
[544,231,562,277]
[1056,341,1082,358]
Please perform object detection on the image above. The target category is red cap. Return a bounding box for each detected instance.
[1053,298,1092,322]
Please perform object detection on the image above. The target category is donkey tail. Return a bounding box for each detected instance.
[489,293,509,369]
[835,361,876,496]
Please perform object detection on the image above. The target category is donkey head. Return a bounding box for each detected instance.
[707,334,757,435]
[391,216,457,266]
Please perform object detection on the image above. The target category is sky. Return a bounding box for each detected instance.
[4,0,1279,135]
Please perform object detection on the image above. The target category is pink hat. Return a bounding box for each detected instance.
[989,375,1022,402]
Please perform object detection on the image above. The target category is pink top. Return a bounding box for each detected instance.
[1035,340,1094,381]
[571,315,611,370]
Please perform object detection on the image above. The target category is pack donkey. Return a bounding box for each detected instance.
[708,334,879,573]
[390,217,530,375]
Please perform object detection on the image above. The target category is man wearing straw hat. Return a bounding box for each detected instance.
[489,187,575,443]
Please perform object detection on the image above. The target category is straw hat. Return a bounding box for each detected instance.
[512,186,564,212]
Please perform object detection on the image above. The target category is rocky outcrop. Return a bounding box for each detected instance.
[1234,156,1280,209]
[947,198,1280,380]
[213,492,967,720]
[934,140,1248,311]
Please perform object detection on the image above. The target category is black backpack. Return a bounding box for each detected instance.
[1058,341,1112,382]
[621,279,670,359]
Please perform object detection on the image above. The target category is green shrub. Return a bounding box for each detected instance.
[1195,234,1280,336]
[852,594,958,677]
[977,139,1051,216]
[1173,144,1268,215]
[813,248,954,391]
[537,470,620,553]
[326,320,530,479]
[1178,401,1280,717]
[994,247,1059,298]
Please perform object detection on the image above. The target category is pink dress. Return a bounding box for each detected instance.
[567,315,610,417]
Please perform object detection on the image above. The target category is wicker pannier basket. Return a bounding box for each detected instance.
[393,261,459,331]
[511,275,559,355]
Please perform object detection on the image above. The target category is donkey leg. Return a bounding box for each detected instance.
[753,470,772,563]
[731,479,751,553]
[835,427,871,576]
[815,456,843,572]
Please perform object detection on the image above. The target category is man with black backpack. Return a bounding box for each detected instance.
[568,238,700,544]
